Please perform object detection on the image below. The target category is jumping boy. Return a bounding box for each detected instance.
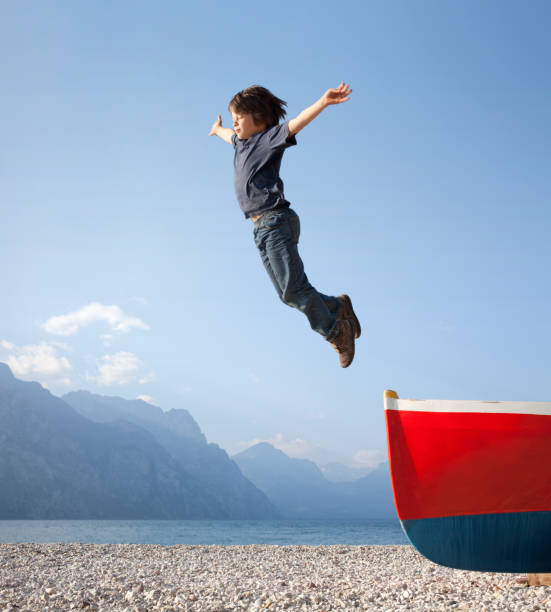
[209,82,361,367]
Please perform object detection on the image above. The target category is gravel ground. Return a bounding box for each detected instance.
[0,543,548,611]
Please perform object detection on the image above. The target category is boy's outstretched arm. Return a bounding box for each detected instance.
[288,82,352,136]
[209,115,234,144]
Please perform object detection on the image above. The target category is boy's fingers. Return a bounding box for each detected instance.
[333,83,351,97]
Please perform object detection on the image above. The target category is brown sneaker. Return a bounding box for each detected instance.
[337,294,361,338]
[328,319,356,368]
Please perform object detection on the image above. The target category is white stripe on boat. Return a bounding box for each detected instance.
[384,397,551,416]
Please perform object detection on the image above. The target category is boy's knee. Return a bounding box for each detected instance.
[281,281,312,307]
[280,292,297,308]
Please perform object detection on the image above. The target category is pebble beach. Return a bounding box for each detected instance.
[0,543,547,611]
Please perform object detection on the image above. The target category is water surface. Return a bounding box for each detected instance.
[0,519,408,546]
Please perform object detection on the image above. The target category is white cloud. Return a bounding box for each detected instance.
[94,351,145,386]
[42,302,149,337]
[137,394,155,404]
[100,334,115,347]
[0,340,72,386]
[352,449,386,469]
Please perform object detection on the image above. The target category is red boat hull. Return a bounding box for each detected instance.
[385,394,551,572]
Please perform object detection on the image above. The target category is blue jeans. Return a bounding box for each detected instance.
[253,207,340,339]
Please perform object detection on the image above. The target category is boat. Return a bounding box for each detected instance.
[384,390,551,572]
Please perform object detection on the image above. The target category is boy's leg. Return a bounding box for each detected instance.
[253,208,337,338]
[254,213,359,336]
[254,208,356,366]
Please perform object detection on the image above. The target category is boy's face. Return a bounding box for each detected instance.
[231,110,266,140]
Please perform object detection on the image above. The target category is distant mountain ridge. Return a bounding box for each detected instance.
[63,391,205,443]
[63,390,276,520]
[233,442,395,519]
[0,363,277,519]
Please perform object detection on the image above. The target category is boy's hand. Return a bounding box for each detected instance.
[209,115,234,144]
[321,82,352,107]
[209,115,223,136]
[288,82,352,136]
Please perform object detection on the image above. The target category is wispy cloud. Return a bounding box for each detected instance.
[352,449,386,469]
[138,372,156,384]
[137,394,156,404]
[92,351,152,386]
[42,302,149,337]
[100,334,115,347]
[0,340,72,386]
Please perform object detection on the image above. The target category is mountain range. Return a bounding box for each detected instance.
[232,442,396,519]
[0,362,396,520]
[0,363,276,519]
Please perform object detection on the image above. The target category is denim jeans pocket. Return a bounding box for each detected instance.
[262,211,286,231]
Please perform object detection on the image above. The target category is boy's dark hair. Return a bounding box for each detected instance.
[229,85,287,128]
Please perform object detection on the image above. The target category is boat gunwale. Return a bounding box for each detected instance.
[384,397,551,416]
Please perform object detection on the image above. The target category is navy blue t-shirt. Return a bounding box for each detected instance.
[232,121,297,218]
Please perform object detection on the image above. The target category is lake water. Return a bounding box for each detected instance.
[0,519,408,546]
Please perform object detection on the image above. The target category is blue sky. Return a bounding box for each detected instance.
[2,1,550,469]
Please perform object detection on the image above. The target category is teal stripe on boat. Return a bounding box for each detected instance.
[402,511,551,572]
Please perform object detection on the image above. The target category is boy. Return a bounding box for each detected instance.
[209,83,360,367]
